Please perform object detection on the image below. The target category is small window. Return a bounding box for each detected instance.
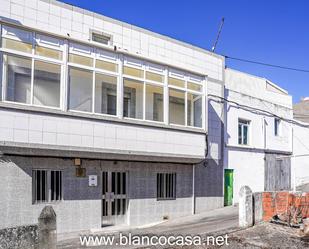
[92,32,111,45]
[157,173,176,200]
[238,119,250,145]
[33,170,62,203]
[274,118,281,136]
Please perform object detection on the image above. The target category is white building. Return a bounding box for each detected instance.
[224,69,293,204]
[0,0,225,233]
[0,0,304,235]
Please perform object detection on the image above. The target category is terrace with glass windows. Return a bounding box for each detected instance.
[0,25,206,130]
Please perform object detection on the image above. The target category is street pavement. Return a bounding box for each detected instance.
[58,205,239,248]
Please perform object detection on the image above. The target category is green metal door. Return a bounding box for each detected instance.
[224,169,234,206]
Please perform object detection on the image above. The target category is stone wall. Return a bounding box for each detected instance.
[0,225,38,249]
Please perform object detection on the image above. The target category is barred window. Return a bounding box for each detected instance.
[157,173,176,200]
[33,170,62,203]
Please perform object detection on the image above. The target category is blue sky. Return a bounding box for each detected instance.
[60,0,309,103]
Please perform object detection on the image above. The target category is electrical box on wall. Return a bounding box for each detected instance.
[89,175,98,187]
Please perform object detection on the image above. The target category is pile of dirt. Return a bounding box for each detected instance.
[206,223,308,249]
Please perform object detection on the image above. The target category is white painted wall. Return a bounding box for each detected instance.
[225,69,293,203]
[292,122,309,189]
[228,150,265,203]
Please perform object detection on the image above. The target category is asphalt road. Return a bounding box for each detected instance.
[58,205,239,249]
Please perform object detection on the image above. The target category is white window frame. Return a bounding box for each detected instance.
[168,69,205,128]
[238,119,250,145]
[67,42,120,117]
[1,25,64,110]
[0,24,207,131]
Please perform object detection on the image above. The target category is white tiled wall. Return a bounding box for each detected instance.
[0,0,224,81]
[0,109,206,157]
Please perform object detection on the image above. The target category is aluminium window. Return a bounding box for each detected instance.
[32,170,63,203]
[1,25,207,130]
[238,119,250,145]
[3,55,32,104]
[33,61,61,107]
[68,67,93,112]
[95,73,117,115]
[91,32,111,46]
[1,26,63,108]
[157,173,176,200]
[168,70,204,127]
[145,84,164,122]
[67,42,119,116]
[169,89,185,125]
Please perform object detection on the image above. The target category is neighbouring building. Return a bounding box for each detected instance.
[293,98,309,123]
[224,69,293,204]
[0,0,225,233]
[292,98,309,191]
[0,0,306,235]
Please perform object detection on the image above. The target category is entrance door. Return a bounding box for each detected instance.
[102,171,128,226]
[224,169,234,206]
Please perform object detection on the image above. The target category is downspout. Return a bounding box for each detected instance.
[221,62,226,204]
[192,163,195,215]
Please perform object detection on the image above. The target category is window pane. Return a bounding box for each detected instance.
[187,82,203,92]
[145,84,163,122]
[187,93,202,127]
[33,61,61,107]
[123,66,143,78]
[2,38,32,53]
[123,78,143,119]
[33,170,47,203]
[51,171,62,201]
[4,55,32,104]
[169,89,185,125]
[69,54,93,67]
[68,67,93,112]
[35,46,62,60]
[243,125,248,144]
[168,77,185,88]
[238,124,242,144]
[95,73,117,115]
[146,71,164,83]
[96,59,118,72]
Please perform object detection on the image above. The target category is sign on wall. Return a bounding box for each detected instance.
[88,175,98,187]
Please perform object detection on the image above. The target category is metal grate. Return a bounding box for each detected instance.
[157,173,176,200]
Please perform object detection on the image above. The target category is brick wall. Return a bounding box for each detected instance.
[260,192,309,221]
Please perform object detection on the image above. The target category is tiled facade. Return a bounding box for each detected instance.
[0,0,225,233]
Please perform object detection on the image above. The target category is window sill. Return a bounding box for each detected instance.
[32,201,63,205]
[156,198,176,201]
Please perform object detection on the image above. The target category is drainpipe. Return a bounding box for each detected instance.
[192,164,195,215]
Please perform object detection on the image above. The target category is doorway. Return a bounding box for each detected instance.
[102,171,128,226]
[224,169,234,206]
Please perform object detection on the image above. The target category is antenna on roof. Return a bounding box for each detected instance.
[211,17,225,53]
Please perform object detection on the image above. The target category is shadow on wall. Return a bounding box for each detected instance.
[194,100,225,199]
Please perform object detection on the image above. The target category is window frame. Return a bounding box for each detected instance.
[1,25,64,109]
[238,119,250,145]
[156,172,177,200]
[32,169,63,204]
[274,118,281,137]
[1,24,207,131]
[67,42,120,117]
[168,70,204,128]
